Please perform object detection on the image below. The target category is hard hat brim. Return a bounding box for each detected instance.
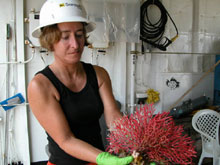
[32,17,96,38]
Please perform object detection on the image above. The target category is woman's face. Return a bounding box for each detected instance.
[53,22,85,64]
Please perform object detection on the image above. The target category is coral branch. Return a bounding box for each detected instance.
[107,104,197,164]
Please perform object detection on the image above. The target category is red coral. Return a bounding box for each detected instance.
[106,104,197,164]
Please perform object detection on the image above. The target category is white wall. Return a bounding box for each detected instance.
[130,0,219,113]
[0,0,219,163]
[0,0,30,164]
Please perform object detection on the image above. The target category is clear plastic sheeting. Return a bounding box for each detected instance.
[82,0,140,43]
[163,0,220,54]
[200,0,220,35]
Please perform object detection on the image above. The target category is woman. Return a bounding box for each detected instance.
[28,0,133,164]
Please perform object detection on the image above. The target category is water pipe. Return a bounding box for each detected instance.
[130,43,137,114]
[4,23,11,165]
[0,116,4,165]
[0,38,35,65]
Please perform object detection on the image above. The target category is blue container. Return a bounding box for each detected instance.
[0,93,25,111]
[214,55,220,105]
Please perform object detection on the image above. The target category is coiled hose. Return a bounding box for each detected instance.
[140,0,178,51]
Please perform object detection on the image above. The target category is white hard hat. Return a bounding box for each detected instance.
[32,0,95,38]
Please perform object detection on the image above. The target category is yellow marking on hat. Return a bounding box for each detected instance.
[59,3,65,7]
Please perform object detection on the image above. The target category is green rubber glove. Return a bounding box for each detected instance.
[96,152,133,165]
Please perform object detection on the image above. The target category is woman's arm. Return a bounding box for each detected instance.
[27,74,102,163]
[94,66,123,128]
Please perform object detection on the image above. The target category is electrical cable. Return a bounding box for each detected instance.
[140,0,178,51]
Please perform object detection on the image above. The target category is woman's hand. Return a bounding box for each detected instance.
[96,152,133,165]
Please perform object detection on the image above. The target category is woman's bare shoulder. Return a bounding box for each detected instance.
[93,65,111,88]
[28,74,50,91]
[28,73,59,101]
[93,65,108,78]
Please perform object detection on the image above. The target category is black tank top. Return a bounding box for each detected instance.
[37,62,104,164]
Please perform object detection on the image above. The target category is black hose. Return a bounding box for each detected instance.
[140,0,178,51]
